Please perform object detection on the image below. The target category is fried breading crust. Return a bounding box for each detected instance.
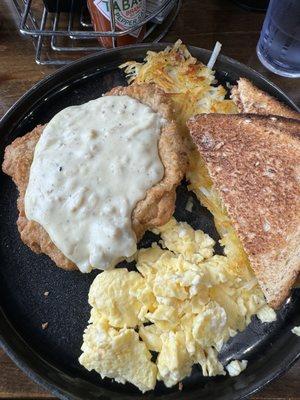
[2,84,187,271]
[106,84,187,239]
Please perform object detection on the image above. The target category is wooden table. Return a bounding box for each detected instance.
[0,0,299,399]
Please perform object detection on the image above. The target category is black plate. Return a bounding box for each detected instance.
[0,44,299,400]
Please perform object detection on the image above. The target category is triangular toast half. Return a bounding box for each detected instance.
[231,78,300,120]
[187,113,300,308]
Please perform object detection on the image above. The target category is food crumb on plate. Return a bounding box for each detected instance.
[185,196,194,212]
[256,305,277,323]
[291,326,300,336]
[41,322,48,330]
[226,360,248,377]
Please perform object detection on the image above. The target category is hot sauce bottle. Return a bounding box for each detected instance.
[87,0,147,48]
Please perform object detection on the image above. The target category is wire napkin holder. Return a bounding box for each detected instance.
[12,0,181,65]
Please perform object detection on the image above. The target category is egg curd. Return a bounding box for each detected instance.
[292,326,300,336]
[79,218,276,391]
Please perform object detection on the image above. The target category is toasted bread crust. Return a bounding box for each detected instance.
[187,113,300,308]
[231,78,300,120]
[2,84,187,271]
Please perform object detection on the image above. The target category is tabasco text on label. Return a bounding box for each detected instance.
[88,0,146,48]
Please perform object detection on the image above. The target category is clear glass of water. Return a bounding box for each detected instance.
[256,0,300,78]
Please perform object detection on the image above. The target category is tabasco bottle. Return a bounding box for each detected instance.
[87,0,147,48]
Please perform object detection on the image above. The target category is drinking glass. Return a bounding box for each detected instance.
[256,0,300,78]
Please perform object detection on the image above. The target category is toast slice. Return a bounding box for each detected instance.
[187,113,300,308]
[231,78,300,120]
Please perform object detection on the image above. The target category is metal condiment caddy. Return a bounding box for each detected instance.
[12,0,181,65]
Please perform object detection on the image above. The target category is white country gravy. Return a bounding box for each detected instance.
[25,95,165,272]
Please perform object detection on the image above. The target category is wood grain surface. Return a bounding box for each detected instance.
[0,0,299,399]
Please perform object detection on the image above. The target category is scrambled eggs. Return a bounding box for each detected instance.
[79,218,275,391]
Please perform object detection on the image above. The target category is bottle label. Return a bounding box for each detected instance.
[93,0,146,38]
